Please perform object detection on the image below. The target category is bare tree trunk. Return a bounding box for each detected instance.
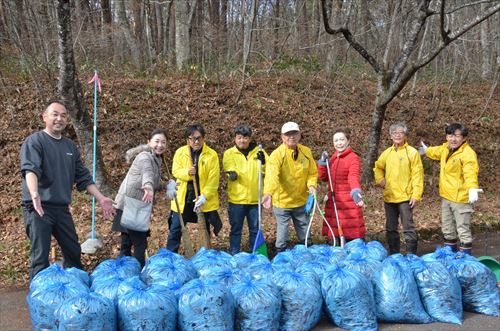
[55,0,112,194]
[100,0,113,58]
[480,4,491,79]
[174,0,192,69]
[235,0,257,104]
[116,0,144,70]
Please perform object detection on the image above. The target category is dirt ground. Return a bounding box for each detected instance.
[1,234,498,331]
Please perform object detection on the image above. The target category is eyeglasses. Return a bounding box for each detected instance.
[391,131,405,136]
[188,136,203,142]
[446,134,463,138]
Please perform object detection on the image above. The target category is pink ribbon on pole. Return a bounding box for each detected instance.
[88,72,102,93]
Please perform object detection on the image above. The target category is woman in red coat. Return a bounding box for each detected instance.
[318,129,366,241]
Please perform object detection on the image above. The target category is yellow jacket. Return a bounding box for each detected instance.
[425,142,479,203]
[170,144,220,213]
[374,142,424,203]
[264,143,318,208]
[223,145,268,204]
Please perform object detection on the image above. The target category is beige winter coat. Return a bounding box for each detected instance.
[114,145,163,210]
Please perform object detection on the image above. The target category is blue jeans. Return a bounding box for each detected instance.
[228,203,259,255]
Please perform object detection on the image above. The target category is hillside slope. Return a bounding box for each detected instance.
[0,74,498,286]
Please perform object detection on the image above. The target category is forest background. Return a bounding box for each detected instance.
[0,0,498,287]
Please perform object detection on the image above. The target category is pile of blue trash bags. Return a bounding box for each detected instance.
[28,239,500,331]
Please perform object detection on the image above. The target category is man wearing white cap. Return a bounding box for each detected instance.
[263,121,318,252]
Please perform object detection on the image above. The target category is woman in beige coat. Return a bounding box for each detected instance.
[112,128,175,267]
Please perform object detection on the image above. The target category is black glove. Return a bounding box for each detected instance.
[228,171,238,181]
[256,151,266,165]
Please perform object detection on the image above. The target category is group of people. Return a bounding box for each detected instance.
[21,100,481,278]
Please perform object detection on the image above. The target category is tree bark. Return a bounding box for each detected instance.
[116,0,144,70]
[55,0,112,194]
[174,0,190,69]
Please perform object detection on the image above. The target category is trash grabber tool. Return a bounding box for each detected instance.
[81,70,103,254]
[304,193,317,248]
[191,153,211,250]
[163,156,195,257]
[325,154,345,247]
[252,145,268,256]
[314,194,336,247]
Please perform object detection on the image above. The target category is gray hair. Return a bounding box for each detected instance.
[389,122,408,135]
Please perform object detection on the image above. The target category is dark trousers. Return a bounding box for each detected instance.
[228,203,259,255]
[23,205,82,279]
[120,231,148,267]
[384,201,418,254]
[114,209,148,267]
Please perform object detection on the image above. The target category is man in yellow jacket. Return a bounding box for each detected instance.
[223,125,268,254]
[374,123,423,255]
[419,123,481,254]
[263,122,318,252]
[166,124,221,252]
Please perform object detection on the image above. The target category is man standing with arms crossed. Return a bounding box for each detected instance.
[21,100,114,278]
[263,122,317,252]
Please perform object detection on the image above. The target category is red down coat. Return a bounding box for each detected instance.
[318,146,366,240]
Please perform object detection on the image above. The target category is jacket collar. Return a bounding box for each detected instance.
[333,146,353,158]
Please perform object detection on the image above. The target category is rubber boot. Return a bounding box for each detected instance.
[444,238,458,252]
[459,242,472,255]
[405,240,418,255]
[386,235,401,255]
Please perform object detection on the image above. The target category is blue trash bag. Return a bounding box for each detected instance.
[66,267,90,287]
[372,256,432,323]
[272,269,322,331]
[190,248,235,276]
[141,257,198,286]
[409,257,463,324]
[289,244,316,267]
[296,260,330,281]
[448,258,500,317]
[54,291,116,330]
[232,252,269,269]
[178,278,235,331]
[116,276,148,298]
[30,264,88,292]
[342,253,381,280]
[245,261,279,282]
[91,273,126,304]
[321,265,377,331]
[117,282,177,331]
[231,276,281,331]
[90,256,141,284]
[200,266,248,288]
[421,246,476,267]
[345,239,387,261]
[272,251,297,269]
[27,280,89,331]
[146,248,185,266]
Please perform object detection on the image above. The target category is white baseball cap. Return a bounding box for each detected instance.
[281,121,300,134]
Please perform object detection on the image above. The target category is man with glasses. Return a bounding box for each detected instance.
[419,123,481,254]
[263,121,318,252]
[374,122,423,254]
[166,124,221,252]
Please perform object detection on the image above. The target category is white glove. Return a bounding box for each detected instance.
[165,179,177,200]
[193,194,207,211]
[418,141,428,156]
[468,188,483,204]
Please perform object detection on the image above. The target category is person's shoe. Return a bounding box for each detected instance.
[458,242,472,255]
[444,238,458,252]
[406,240,418,255]
[275,246,286,253]
[387,237,401,255]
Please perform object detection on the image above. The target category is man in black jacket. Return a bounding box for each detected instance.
[20,100,114,278]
